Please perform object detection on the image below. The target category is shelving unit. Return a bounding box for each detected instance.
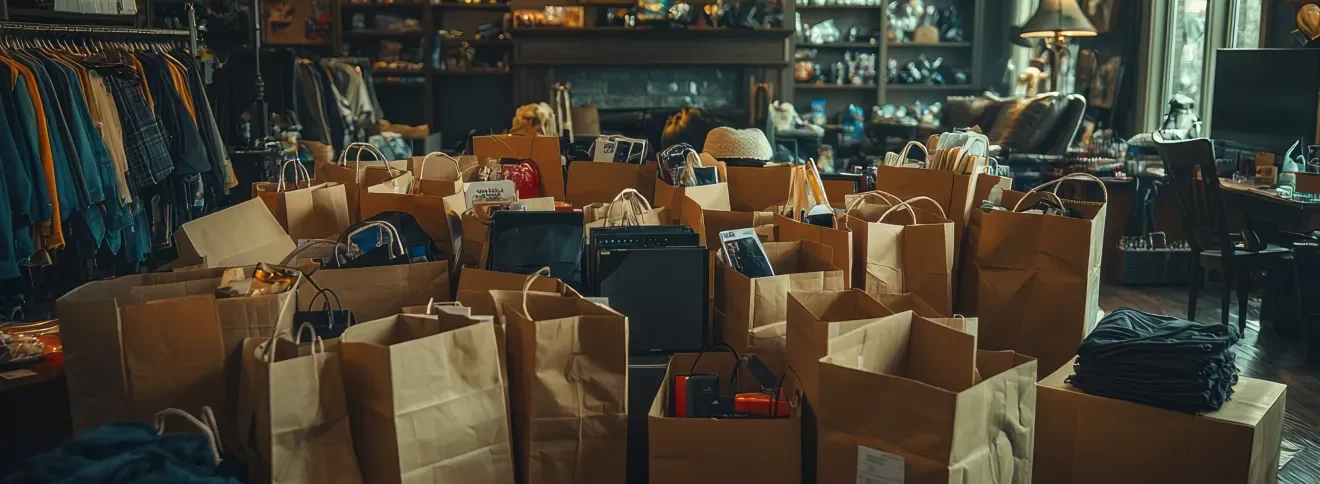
[333,0,512,147]
[791,0,984,123]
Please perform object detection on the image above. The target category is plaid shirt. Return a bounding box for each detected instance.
[106,73,173,189]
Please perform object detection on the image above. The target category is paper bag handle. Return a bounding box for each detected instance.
[897,140,928,162]
[335,221,406,266]
[280,239,337,266]
[520,266,552,318]
[414,152,463,194]
[423,297,465,315]
[1012,173,1109,211]
[845,190,903,213]
[878,196,947,223]
[604,188,653,227]
[154,408,222,466]
[276,160,312,192]
[678,149,703,186]
[294,322,327,354]
[340,142,400,179]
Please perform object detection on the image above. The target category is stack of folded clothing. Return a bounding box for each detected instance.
[1067,307,1241,414]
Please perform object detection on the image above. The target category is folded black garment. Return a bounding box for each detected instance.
[1067,307,1241,414]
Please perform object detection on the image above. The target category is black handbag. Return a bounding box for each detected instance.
[328,211,438,269]
[293,288,356,339]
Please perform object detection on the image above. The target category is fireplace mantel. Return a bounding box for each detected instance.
[510,27,794,66]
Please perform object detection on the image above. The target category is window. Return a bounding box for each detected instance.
[1230,0,1262,48]
[1165,0,1209,117]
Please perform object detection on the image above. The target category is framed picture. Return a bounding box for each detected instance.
[1082,0,1122,34]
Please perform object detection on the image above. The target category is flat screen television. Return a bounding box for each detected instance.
[1211,48,1320,154]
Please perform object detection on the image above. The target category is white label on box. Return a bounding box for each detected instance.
[0,369,37,380]
[857,445,904,484]
[465,180,517,209]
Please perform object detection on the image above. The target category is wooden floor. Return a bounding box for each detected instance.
[1101,282,1319,482]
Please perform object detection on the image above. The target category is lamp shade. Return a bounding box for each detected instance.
[1020,0,1098,38]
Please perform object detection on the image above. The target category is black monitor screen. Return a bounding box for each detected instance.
[597,247,708,355]
[1211,49,1320,153]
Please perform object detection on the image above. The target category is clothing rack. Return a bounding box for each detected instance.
[0,20,193,45]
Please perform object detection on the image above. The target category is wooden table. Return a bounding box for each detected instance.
[1218,179,1320,234]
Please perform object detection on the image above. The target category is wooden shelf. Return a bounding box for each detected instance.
[887,42,973,48]
[508,27,795,40]
[342,30,426,38]
[341,2,426,7]
[797,42,879,49]
[796,83,877,90]
[885,84,980,91]
[372,67,427,75]
[374,80,427,87]
[796,4,885,10]
[7,8,137,25]
[433,70,511,77]
[437,38,512,46]
[434,2,509,9]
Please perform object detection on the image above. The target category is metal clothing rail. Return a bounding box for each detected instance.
[0,20,190,38]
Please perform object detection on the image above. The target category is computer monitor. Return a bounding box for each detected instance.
[1211,48,1320,154]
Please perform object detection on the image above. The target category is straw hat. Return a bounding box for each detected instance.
[702,127,774,163]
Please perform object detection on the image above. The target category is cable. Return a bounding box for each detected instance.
[687,342,741,375]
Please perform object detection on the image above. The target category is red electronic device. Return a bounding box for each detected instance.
[733,392,792,418]
[671,373,719,418]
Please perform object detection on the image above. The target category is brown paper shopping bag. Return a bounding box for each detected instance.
[816,312,1037,484]
[953,174,1011,314]
[360,169,463,266]
[473,135,566,201]
[314,142,411,223]
[845,193,955,315]
[57,267,295,435]
[296,260,451,322]
[408,152,465,199]
[974,173,1107,377]
[566,161,658,208]
[714,241,845,372]
[341,314,514,484]
[239,324,363,484]
[647,352,802,484]
[582,188,668,232]
[253,160,352,240]
[118,295,229,426]
[654,155,729,223]
[172,199,297,269]
[775,213,853,289]
[726,165,794,212]
[785,290,898,402]
[495,280,628,484]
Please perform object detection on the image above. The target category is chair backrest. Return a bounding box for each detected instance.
[1039,94,1088,155]
[1153,136,1236,256]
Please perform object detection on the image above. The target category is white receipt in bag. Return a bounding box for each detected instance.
[857,446,904,484]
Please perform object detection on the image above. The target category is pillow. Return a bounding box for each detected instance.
[1002,95,1064,152]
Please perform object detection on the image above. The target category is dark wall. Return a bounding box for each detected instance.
[1269,0,1297,48]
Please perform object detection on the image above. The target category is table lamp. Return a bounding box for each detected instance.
[1020,0,1097,92]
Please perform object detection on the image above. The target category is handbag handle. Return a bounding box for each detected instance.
[413,152,463,194]
[520,266,552,318]
[307,287,342,312]
[276,159,312,193]
[844,190,904,213]
[154,408,222,466]
[1012,173,1110,211]
[604,188,652,227]
[678,149,703,186]
[878,196,947,224]
[335,221,406,266]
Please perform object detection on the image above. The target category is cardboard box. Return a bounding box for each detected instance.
[1035,358,1286,484]
[816,311,1037,484]
[648,352,802,484]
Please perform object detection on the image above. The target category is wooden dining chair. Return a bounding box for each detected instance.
[1154,137,1293,333]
